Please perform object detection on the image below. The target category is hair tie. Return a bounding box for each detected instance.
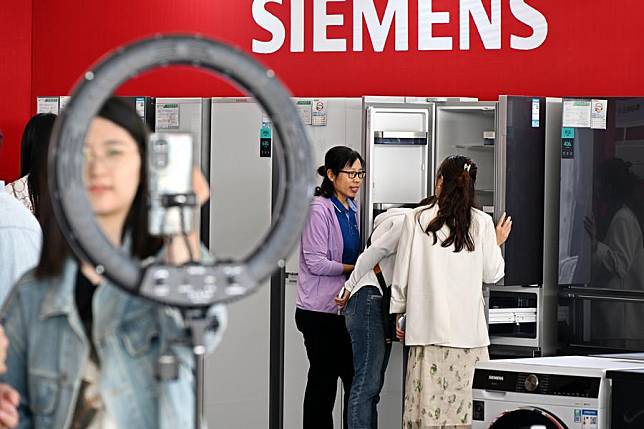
[464,163,471,172]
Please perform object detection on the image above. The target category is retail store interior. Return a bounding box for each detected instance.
[1,2,644,429]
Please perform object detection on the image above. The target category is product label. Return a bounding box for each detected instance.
[156,104,180,129]
[590,99,608,129]
[531,98,540,127]
[581,409,598,429]
[561,127,575,139]
[312,99,328,126]
[563,99,592,128]
[296,100,313,125]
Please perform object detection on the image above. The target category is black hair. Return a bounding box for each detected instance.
[19,113,57,219]
[36,97,162,278]
[419,155,478,252]
[314,146,365,198]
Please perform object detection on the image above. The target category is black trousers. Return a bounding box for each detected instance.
[295,308,354,429]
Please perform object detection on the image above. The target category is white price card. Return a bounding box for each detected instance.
[312,99,328,126]
[156,104,180,129]
[37,97,59,114]
[58,96,71,112]
[563,99,592,128]
[296,100,313,125]
[590,99,608,129]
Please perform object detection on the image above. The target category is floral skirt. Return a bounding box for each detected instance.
[403,345,489,428]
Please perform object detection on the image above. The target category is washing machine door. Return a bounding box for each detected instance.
[489,407,568,429]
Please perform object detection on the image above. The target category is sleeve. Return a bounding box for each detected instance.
[0,227,41,305]
[482,216,505,284]
[594,213,642,279]
[390,214,414,314]
[344,218,399,291]
[0,288,34,429]
[301,207,344,276]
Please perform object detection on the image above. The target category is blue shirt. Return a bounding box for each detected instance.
[0,182,42,305]
[330,196,361,265]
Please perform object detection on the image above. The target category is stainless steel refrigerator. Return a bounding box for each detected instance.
[36,95,156,131]
[362,96,560,358]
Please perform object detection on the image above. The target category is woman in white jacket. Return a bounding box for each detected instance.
[390,155,511,429]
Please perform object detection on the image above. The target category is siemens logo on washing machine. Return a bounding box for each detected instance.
[488,375,504,381]
[252,0,548,53]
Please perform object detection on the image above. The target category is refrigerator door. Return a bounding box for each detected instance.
[120,96,155,131]
[496,96,546,287]
[362,99,434,235]
[435,101,497,216]
[557,97,644,353]
[206,98,273,428]
[155,98,212,244]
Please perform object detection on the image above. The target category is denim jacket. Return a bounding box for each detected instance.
[0,260,227,429]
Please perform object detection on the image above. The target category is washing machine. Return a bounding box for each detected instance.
[472,356,644,429]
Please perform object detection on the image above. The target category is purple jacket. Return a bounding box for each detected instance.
[297,196,359,314]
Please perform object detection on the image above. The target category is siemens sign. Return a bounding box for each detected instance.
[252,0,548,53]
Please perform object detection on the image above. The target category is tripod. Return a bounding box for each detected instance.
[157,308,219,429]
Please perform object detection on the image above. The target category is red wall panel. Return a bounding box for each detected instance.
[30,1,644,100]
[0,2,32,181]
[2,0,644,182]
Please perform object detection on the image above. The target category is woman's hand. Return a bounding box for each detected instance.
[495,212,512,246]
[335,288,350,309]
[342,264,354,274]
[0,384,19,429]
[584,215,598,251]
[166,168,210,265]
[395,314,405,342]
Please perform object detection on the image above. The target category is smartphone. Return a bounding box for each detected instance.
[148,133,194,236]
[398,314,406,331]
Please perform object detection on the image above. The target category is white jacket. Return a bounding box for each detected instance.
[344,208,412,297]
[390,205,504,348]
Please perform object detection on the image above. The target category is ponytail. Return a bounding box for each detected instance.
[314,165,335,198]
[420,156,477,252]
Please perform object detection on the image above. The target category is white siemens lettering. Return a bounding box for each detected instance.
[510,0,548,50]
[251,0,548,53]
[353,0,408,52]
[291,0,305,52]
[314,0,346,52]
[460,0,501,50]
[418,0,452,51]
[252,0,285,54]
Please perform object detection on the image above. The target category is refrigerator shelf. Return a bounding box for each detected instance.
[488,307,538,325]
[455,144,495,150]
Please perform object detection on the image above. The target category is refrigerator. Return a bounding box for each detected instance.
[36,95,156,131]
[362,96,559,358]
[204,97,364,429]
[557,97,644,354]
[154,97,211,243]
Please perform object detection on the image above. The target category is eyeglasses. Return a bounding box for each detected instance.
[83,146,133,168]
[338,170,367,179]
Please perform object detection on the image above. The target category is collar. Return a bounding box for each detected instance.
[40,259,79,319]
[331,196,357,214]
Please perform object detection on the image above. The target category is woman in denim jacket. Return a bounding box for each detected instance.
[0,97,226,429]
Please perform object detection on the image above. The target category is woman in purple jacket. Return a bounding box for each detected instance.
[296,146,366,429]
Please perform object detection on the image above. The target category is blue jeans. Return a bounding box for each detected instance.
[344,286,392,429]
